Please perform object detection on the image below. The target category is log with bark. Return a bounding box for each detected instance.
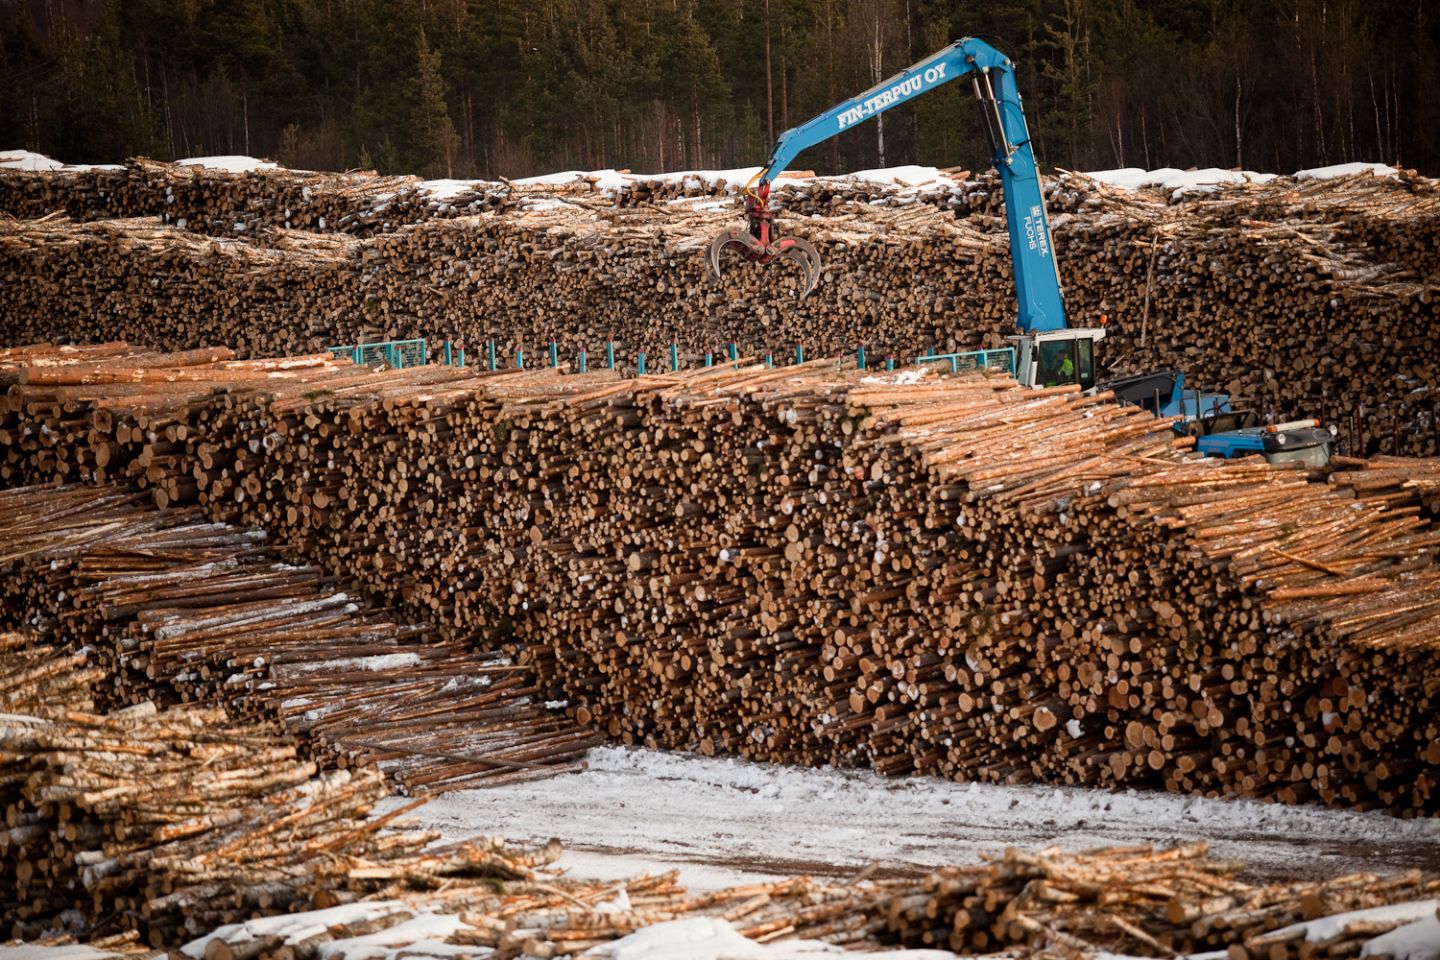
[0,643,559,947]
[0,345,1435,815]
[161,841,1440,960]
[1,162,1435,455]
[0,481,595,795]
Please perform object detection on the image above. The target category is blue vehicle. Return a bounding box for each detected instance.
[1105,369,1335,468]
[706,36,1332,467]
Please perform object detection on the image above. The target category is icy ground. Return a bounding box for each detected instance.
[385,747,1440,892]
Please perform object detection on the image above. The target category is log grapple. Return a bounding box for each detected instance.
[706,180,821,299]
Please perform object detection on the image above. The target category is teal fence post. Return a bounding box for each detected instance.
[578,349,587,373]
[606,341,615,369]
[765,351,773,368]
[949,356,959,373]
[444,340,453,365]
[516,348,524,368]
[704,351,713,368]
[637,351,646,375]
[886,355,895,371]
[795,344,804,364]
[857,346,866,370]
[977,351,988,368]
[728,342,738,363]
[670,343,678,371]
[487,340,496,371]
[457,349,465,367]
[549,341,558,368]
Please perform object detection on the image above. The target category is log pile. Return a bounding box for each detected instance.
[884,843,1440,957]
[2,635,1435,956]
[0,482,594,793]
[0,345,1436,815]
[0,159,509,237]
[166,842,1440,959]
[1331,454,1440,517]
[0,643,558,947]
[1,162,1435,454]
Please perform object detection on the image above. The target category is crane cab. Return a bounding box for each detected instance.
[1010,328,1106,390]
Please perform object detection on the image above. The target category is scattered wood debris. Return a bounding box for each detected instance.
[0,640,559,947]
[0,484,596,794]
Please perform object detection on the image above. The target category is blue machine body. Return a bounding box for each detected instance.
[755,38,1066,335]
[1100,369,1230,420]
[1194,431,1267,458]
[732,37,1331,466]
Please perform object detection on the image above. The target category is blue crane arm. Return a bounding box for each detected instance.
[758,38,1066,333]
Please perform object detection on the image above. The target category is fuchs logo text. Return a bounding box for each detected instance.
[837,63,949,129]
[1023,204,1051,258]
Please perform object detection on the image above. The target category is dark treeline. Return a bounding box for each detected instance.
[2,0,1438,178]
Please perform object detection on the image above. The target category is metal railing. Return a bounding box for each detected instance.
[912,347,1016,376]
[325,337,1014,379]
[326,338,430,369]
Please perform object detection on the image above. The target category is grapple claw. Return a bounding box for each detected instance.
[706,183,824,298]
[775,237,822,299]
[707,227,767,282]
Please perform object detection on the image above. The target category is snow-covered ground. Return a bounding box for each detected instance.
[585,918,953,959]
[384,747,1440,893]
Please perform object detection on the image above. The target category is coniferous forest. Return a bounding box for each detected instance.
[2,0,1437,178]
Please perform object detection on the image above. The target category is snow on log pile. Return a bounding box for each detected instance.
[0,483,594,794]
[0,160,1436,455]
[0,345,1436,816]
[0,157,509,236]
[0,639,557,947]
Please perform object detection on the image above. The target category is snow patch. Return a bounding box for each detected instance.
[417,178,486,200]
[860,367,930,385]
[181,901,414,957]
[384,745,1440,896]
[0,949,123,960]
[177,155,279,173]
[1361,914,1440,960]
[314,914,470,959]
[1267,899,1440,944]
[583,917,952,959]
[1084,166,1277,197]
[0,150,64,171]
[1295,161,1399,181]
[833,164,944,186]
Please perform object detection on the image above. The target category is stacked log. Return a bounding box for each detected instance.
[3,635,1435,955]
[177,843,1440,960]
[883,843,1440,957]
[2,164,1435,454]
[0,345,1435,814]
[1331,454,1440,517]
[0,159,509,237]
[0,482,594,793]
[0,644,556,946]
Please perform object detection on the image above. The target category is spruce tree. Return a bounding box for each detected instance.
[408,28,459,178]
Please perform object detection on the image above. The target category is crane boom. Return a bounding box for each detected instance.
[717,38,1066,333]
[707,37,1333,466]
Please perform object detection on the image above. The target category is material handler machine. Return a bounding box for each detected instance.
[707,37,1333,468]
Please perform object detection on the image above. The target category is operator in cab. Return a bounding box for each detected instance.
[1038,343,1074,387]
